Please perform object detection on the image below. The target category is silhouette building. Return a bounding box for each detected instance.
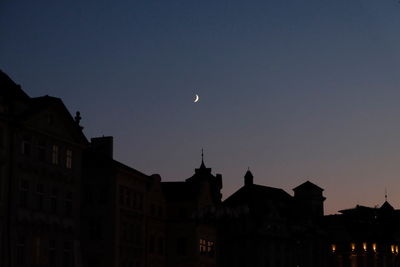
[81,136,166,267]
[161,154,222,267]
[0,70,88,266]
[325,201,400,267]
[3,69,400,267]
[220,170,327,267]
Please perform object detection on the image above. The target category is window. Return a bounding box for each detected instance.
[36,183,44,211]
[63,241,73,267]
[49,239,56,266]
[65,191,72,217]
[66,149,72,169]
[199,239,206,254]
[52,145,59,165]
[19,180,29,208]
[50,188,58,214]
[199,239,214,257]
[21,139,31,156]
[16,236,26,265]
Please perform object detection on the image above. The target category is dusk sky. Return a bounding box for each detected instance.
[2,0,400,214]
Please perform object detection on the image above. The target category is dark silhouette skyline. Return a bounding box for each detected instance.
[3,70,400,267]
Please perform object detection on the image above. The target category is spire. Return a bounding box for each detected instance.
[200,148,206,169]
[194,148,212,175]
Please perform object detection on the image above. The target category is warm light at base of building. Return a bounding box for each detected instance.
[363,242,367,252]
[372,243,377,253]
[351,243,356,252]
[331,244,336,253]
[391,245,395,254]
[396,245,399,254]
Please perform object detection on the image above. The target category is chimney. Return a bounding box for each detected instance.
[91,136,113,158]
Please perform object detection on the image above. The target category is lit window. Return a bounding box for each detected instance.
[372,243,377,252]
[351,243,356,252]
[52,145,59,165]
[396,245,399,254]
[391,245,395,254]
[66,149,72,169]
[200,239,206,254]
[363,242,367,252]
[331,244,336,253]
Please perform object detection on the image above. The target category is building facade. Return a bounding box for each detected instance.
[4,69,400,267]
[220,170,327,267]
[81,136,166,267]
[161,156,222,267]
[325,202,400,267]
[0,70,88,267]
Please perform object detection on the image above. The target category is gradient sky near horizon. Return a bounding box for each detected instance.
[2,0,400,214]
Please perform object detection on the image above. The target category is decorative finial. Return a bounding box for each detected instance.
[385,188,388,202]
[75,111,81,125]
[200,148,206,168]
[75,111,84,130]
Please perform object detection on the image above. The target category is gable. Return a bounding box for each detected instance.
[21,97,87,146]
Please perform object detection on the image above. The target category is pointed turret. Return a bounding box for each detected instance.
[244,168,253,186]
[195,149,211,175]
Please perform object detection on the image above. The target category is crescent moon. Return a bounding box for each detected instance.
[194,94,199,103]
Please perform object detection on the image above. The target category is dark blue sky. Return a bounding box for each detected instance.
[2,0,400,214]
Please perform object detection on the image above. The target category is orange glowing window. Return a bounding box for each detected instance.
[363,242,367,252]
[331,244,336,252]
[396,245,399,254]
[351,243,356,252]
[391,245,395,254]
[372,243,377,252]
